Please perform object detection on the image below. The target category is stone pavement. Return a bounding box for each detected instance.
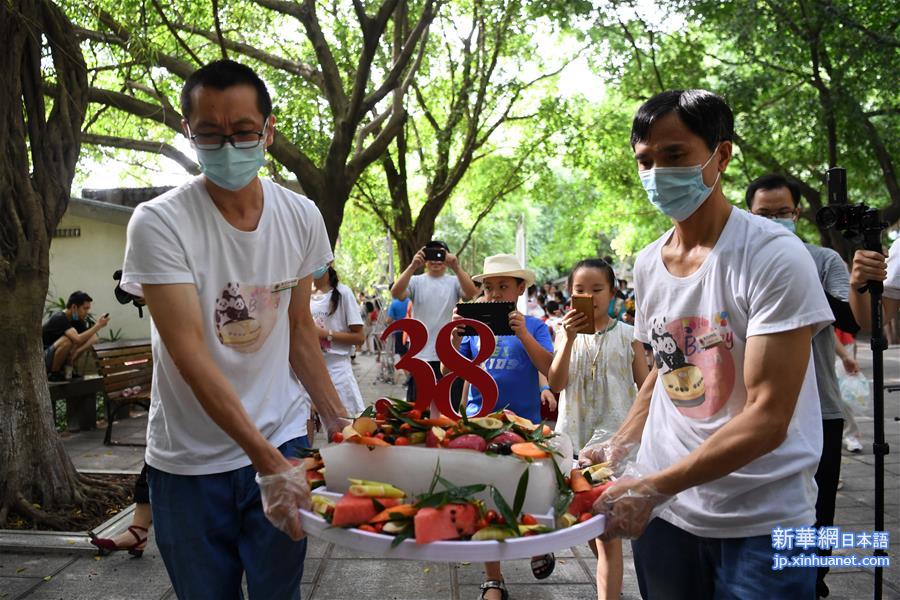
[1,345,898,599]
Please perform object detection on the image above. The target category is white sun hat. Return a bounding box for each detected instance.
[472,254,535,288]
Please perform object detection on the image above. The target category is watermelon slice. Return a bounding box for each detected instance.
[305,469,325,490]
[566,482,613,516]
[413,503,479,544]
[331,495,401,528]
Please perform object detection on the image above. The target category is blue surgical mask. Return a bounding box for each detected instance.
[773,218,796,233]
[639,146,720,222]
[312,265,329,279]
[194,126,267,191]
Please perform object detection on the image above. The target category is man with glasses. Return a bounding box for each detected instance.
[120,60,349,599]
[747,173,858,599]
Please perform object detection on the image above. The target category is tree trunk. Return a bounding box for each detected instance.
[0,0,100,527]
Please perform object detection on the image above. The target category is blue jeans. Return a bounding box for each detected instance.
[148,436,309,600]
[632,518,815,600]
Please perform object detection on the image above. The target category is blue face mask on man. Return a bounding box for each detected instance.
[193,124,268,191]
[639,145,720,222]
[773,218,797,233]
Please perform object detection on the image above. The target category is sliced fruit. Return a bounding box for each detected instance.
[582,463,614,482]
[520,513,538,526]
[352,416,378,436]
[409,431,427,445]
[349,435,391,447]
[566,481,614,516]
[311,495,336,518]
[305,469,325,490]
[557,512,578,528]
[447,434,488,452]
[332,495,401,527]
[503,410,538,431]
[341,424,361,441]
[348,482,406,498]
[468,416,504,430]
[382,520,410,535]
[413,503,479,544]
[568,468,592,493]
[369,503,419,523]
[510,442,551,459]
[415,416,456,428]
[541,424,553,436]
[426,427,446,448]
[471,526,517,541]
[489,431,526,446]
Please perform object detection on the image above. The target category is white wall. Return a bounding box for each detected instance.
[48,212,150,341]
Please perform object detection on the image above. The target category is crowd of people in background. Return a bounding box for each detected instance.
[45,58,899,600]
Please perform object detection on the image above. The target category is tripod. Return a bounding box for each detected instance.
[816,167,890,599]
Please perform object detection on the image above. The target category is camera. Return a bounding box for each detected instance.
[815,167,887,252]
[113,270,145,318]
[423,247,446,262]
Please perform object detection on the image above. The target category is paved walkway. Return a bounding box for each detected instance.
[1,346,898,599]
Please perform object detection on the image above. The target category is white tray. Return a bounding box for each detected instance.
[299,491,605,562]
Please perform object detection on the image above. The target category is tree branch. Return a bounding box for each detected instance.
[81,133,200,174]
[173,23,324,89]
[251,0,348,118]
[148,0,202,64]
[211,0,228,59]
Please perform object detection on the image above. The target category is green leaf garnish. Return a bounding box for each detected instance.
[512,469,529,517]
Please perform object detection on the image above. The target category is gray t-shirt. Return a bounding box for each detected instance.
[805,243,849,420]
[407,273,463,361]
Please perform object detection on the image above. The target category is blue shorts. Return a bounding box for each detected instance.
[148,436,310,600]
[631,517,815,600]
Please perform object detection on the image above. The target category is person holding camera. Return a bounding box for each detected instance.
[849,237,900,333]
[42,290,110,381]
[390,240,478,403]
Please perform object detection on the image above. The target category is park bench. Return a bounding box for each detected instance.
[48,375,105,432]
[92,339,152,446]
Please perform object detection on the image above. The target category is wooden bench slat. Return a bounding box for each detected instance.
[90,339,153,446]
[97,355,153,369]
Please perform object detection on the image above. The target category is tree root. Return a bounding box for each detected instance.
[15,493,69,529]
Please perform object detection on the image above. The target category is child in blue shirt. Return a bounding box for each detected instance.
[445,254,554,600]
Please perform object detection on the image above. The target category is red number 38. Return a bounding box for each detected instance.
[380,318,498,421]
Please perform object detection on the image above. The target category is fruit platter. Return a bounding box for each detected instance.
[298,398,614,561]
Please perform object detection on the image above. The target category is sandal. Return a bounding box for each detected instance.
[479,579,508,600]
[89,525,149,558]
[530,553,555,579]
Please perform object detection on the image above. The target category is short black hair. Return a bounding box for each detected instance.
[745,174,801,210]
[568,258,616,290]
[180,60,272,122]
[425,240,449,251]
[546,300,560,313]
[631,89,734,152]
[67,291,92,309]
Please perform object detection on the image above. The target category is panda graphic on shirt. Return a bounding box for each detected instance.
[213,282,282,353]
[650,316,706,408]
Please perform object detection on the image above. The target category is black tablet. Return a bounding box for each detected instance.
[456,301,515,336]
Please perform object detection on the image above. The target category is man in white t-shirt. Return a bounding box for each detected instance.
[849,237,900,333]
[390,240,478,405]
[121,60,349,600]
[582,89,832,598]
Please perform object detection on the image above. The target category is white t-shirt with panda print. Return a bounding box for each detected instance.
[121,176,333,475]
[632,207,833,538]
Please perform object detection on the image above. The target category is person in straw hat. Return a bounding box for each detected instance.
[445,253,555,600]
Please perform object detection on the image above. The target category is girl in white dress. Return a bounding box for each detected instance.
[310,265,366,415]
[548,258,649,600]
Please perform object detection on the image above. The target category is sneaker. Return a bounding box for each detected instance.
[844,436,863,453]
[63,365,73,380]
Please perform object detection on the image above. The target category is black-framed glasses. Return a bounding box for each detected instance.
[187,123,267,150]
[755,208,797,219]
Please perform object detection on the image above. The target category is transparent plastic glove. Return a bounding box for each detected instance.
[256,459,315,541]
[593,464,673,541]
[577,428,637,474]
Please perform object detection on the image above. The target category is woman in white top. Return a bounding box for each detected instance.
[310,265,366,415]
[548,258,649,600]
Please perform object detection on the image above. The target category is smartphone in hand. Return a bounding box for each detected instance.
[570,294,595,334]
